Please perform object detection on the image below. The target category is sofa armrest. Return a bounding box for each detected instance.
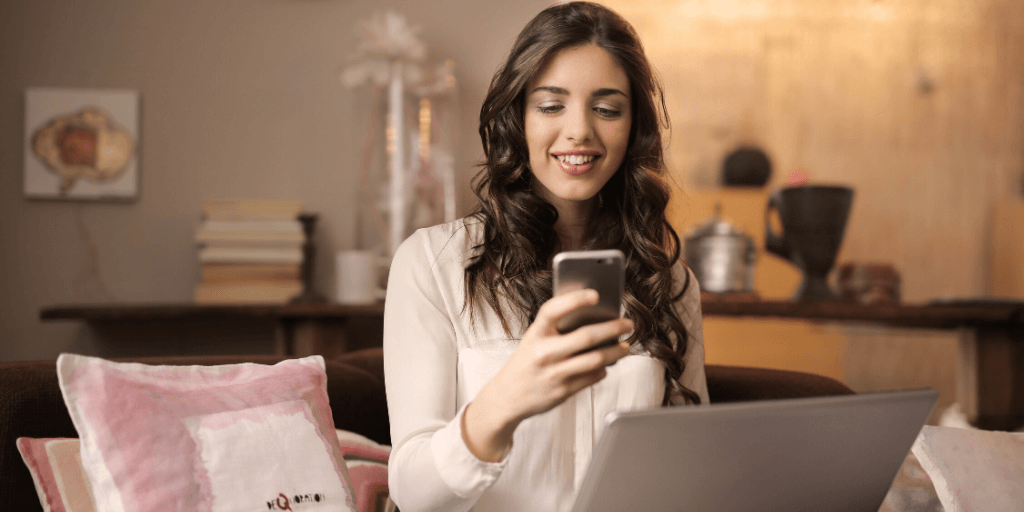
[706,364,854,403]
[336,347,385,383]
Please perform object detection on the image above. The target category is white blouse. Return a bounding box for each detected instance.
[383,218,709,512]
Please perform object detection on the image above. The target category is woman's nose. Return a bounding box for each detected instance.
[563,105,594,143]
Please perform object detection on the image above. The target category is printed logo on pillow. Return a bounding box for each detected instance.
[268,492,328,510]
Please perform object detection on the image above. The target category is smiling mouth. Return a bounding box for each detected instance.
[554,153,600,175]
[555,154,599,165]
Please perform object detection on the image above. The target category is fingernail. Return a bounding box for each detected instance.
[587,289,599,303]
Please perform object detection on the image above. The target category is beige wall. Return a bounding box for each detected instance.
[0,0,550,361]
[3,0,1022,369]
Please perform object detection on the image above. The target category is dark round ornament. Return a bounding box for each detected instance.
[722,146,772,187]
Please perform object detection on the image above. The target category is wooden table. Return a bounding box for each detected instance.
[40,302,386,360]
[41,298,1024,430]
[702,297,1024,431]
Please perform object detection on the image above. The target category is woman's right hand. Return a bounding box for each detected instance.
[461,288,634,462]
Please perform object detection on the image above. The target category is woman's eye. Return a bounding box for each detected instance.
[538,105,563,114]
[595,107,622,118]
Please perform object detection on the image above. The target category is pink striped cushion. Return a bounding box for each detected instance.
[16,437,96,512]
[335,430,394,512]
[56,354,357,511]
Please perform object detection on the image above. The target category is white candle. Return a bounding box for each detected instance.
[335,250,379,304]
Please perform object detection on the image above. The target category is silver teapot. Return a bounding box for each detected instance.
[683,204,757,293]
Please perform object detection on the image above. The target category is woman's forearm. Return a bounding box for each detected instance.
[461,388,521,463]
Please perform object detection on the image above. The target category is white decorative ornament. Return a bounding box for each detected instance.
[340,11,458,264]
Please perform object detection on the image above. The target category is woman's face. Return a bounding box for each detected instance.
[524,43,632,213]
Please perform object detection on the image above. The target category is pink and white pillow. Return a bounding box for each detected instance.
[56,353,358,511]
[18,431,395,512]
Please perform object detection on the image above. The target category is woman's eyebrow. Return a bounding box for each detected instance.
[531,85,569,95]
[530,85,628,99]
[592,87,628,99]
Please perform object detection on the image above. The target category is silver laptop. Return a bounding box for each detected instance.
[572,389,938,512]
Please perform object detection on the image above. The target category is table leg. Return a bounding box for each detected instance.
[291,320,351,358]
[274,316,384,358]
[275,320,294,356]
[957,327,1024,431]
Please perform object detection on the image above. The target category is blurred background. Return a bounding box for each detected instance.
[1,0,1022,422]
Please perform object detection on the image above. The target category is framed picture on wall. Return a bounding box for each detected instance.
[23,87,140,201]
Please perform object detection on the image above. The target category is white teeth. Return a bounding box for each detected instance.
[557,154,596,165]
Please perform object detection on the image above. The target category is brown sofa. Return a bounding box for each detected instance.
[0,348,852,511]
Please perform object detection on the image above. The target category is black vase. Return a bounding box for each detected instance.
[765,186,854,301]
[290,213,327,304]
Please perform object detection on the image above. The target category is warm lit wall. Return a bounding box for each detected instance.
[609,0,1024,298]
[990,199,1024,297]
[609,0,1024,419]
[0,0,551,361]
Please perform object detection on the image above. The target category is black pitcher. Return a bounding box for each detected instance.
[765,186,854,301]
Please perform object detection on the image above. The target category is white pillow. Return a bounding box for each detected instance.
[912,425,1024,512]
[57,353,357,511]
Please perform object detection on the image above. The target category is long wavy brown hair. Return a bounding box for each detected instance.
[464,1,700,405]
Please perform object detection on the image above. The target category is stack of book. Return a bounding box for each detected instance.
[194,198,305,304]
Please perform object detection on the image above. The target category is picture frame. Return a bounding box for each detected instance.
[23,87,140,201]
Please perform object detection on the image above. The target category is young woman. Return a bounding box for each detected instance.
[383,3,708,511]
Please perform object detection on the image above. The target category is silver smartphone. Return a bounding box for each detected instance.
[552,250,625,353]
